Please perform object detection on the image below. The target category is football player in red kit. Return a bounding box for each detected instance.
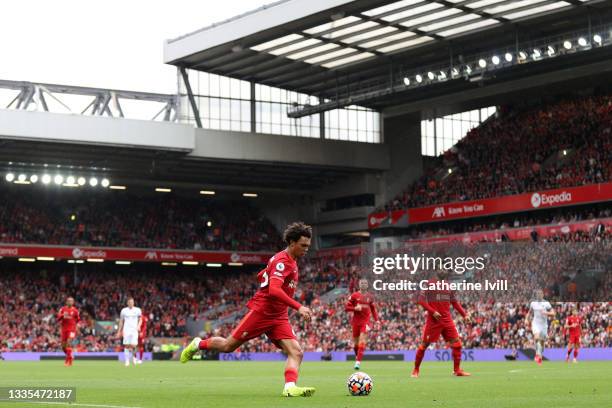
[346,278,378,370]
[137,312,148,364]
[180,222,315,397]
[412,271,471,378]
[57,296,80,366]
[565,307,582,363]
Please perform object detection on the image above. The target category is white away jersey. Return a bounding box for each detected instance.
[530,301,552,328]
[120,307,142,333]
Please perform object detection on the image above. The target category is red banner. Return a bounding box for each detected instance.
[315,245,363,258]
[369,183,612,228]
[0,244,272,265]
[406,218,612,245]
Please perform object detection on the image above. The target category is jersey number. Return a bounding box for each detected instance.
[260,272,269,288]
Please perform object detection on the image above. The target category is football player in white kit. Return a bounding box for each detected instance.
[116,297,142,366]
[527,289,555,365]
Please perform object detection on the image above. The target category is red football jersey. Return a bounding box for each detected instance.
[247,250,298,318]
[417,279,466,323]
[57,306,80,332]
[346,292,378,326]
[139,314,148,337]
[566,315,581,336]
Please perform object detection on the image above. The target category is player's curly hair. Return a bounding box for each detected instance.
[283,221,312,244]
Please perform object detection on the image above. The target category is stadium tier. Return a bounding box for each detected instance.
[380,95,612,213]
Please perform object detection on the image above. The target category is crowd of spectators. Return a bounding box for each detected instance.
[0,189,281,251]
[2,222,608,353]
[382,95,612,211]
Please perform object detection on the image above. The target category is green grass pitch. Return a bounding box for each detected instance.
[0,360,610,408]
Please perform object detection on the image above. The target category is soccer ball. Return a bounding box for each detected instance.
[347,372,373,396]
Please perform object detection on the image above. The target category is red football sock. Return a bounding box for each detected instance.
[354,345,359,357]
[67,347,73,362]
[284,368,298,384]
[414,345,426,370]
[573,348,579,359]
[451,343,462,372]
[139,346,144,360]
[356,344,365,362]
[198,339,210,350]
[567,347,573,358]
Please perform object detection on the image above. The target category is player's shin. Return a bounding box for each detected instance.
[414,344,426,370]
[451,341,462,372]
[124,347,131,365]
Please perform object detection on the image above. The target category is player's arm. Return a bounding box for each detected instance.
[370,300,379,322]
[116,314,124,339]
[345,295,356,312]
[268,277,303,311]
[56,308,63,322]
[416,293,439,319]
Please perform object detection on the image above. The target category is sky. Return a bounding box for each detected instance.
[0,0,270,94]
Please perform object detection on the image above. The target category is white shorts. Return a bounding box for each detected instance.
[532,326,548,339]
[123,330,138,346]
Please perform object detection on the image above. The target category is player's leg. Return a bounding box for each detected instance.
[413,320,440,377]
[566,341,573,363]
[533,328,545,364]
[138,337,144,364]
[277,338,315,397]
[443,323,470,376]
[572,339,580,362]
[355,330,368,370]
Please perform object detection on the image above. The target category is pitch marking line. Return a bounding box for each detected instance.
[18,401,143,408]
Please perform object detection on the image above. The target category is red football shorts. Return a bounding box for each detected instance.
[231,309,296,348]
[422,319,459,343]
[352,323,370,338]
[61,330,76,343]
[569,334,581,345]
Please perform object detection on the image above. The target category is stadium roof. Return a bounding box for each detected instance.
[164,0,611,109]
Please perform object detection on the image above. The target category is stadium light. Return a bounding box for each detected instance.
[478,59,486,68]
[116,261,132,265]
[42,174,51,184]
[532,49,541,60]
[17,174,27,182]
[415,74,423,83]
[206,263,222,268]
[36,257,55,261]
[228,262,244,266]
[504,53,513,62]
[451,68,460,78]
[448,168,453,174]
[593,34,602,45]
[30,174,38,183]
[161,262,177,266]
[427,71,435,80]
[403,77,410,86]
[70,214,76,221]
[465,65,472,75]
[578,37,587,47]
[101,178,110,188]
[155,187,171,193]
[206,221,212,227]
[86,258,104,263]
[491,55,500,65]
[54,175,64,185]
[182,261,199,266]
[200,190,215,195]
[77,177,86,186]
[66,176,76,185]
[110,185,126,190]
[547,46,555,56]
[5,173,15,182]
[518,51,528,60]
[563,149,567,156]
[18,258,36,262]
[439,71,447,80]
[563,40,572,50]
[89,177,98,187]
[242,193,258,197]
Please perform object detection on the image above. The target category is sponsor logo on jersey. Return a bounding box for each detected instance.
[276,262,285,271]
